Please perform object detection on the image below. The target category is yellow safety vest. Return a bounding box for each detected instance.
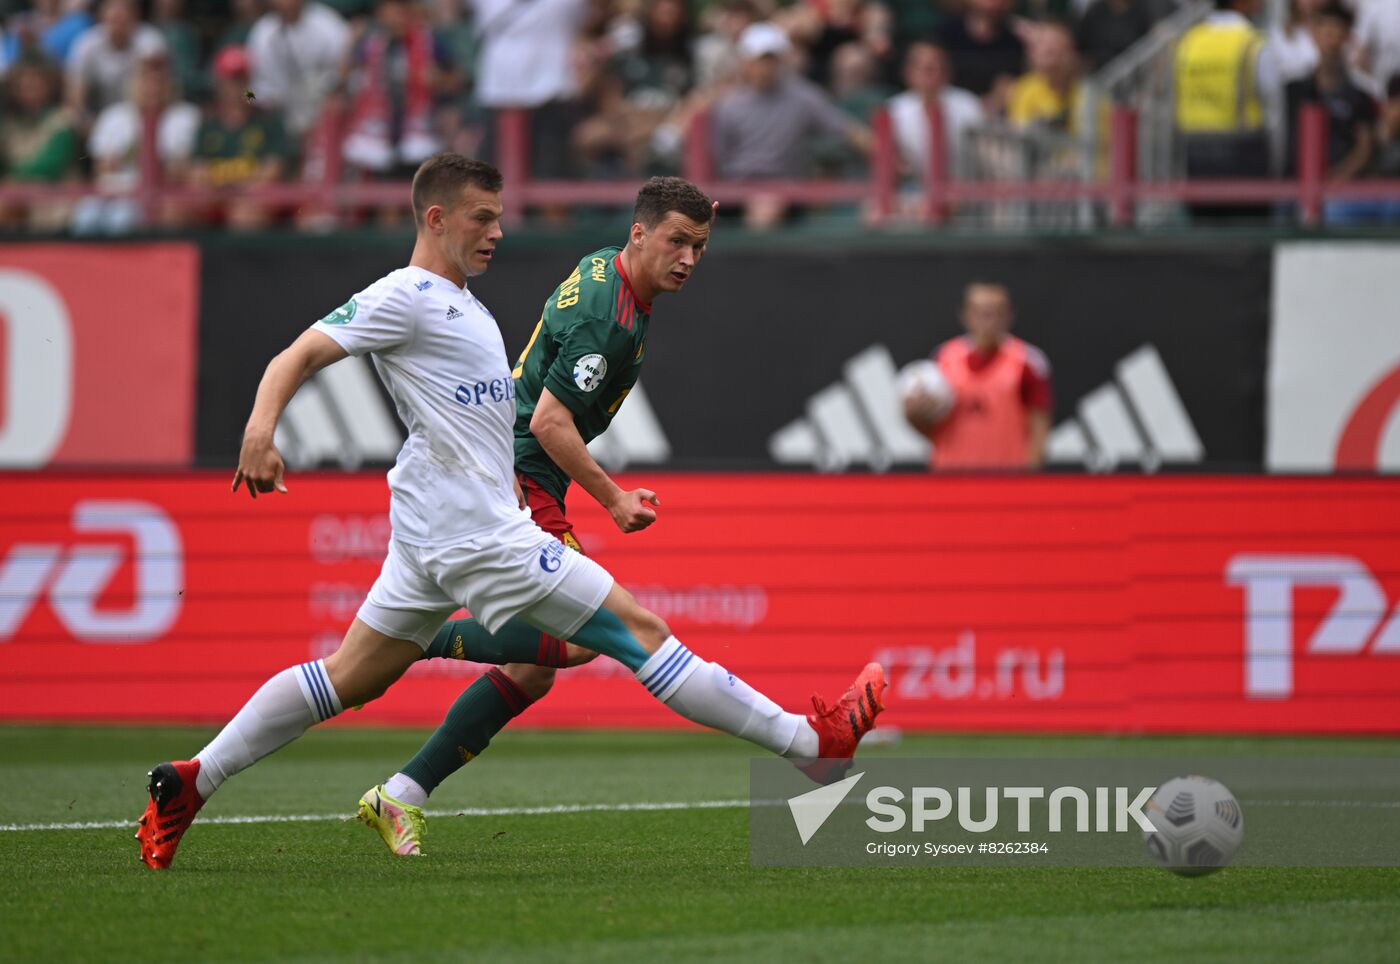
[1174,21,1265,134]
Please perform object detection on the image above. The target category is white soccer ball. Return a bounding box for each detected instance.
[897,359,956,424]
[1142,775,1245,876]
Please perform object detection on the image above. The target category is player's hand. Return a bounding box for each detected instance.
[608,488,659,533]
[231,433,288,500]
[513,476,527,510]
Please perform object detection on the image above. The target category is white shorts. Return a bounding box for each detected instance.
[355,513,614,650]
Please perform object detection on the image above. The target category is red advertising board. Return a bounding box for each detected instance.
[1,473,1397,733]
[0,245,198,467]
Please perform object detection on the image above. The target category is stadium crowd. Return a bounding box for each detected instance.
[2,0,1400,230]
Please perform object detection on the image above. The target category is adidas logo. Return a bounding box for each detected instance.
[1046,344,1204,472]
[769,342,1204,472]
[770,345,929,471]
[446,306,463,320]
[788,771,864,845]
[276,357,404,469]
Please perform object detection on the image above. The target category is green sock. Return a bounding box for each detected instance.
[423,616,567,666]
[399,668,533,795]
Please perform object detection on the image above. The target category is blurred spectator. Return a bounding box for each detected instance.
[1017,0,1073,20]
[470,0,588,177]
[887,39,983,180]
[342,0,452,174]
[1173,0,1275,223]
[214,0,264,55]
[151,0,200,101]
[935,0,1026,111]
[246,0,351,138]
[904,282,1052,470]
[65,0,165,127]
[428,0,484,159]
[1285,2,1376,223]
[693,0,759,89]
[1351,72,1400,225]
[813,40,892,174]
[0,57,77,230]
[188,45,288,230]
[1355,0,1400,91]
[574,0,694,177]
[1007,20,1081,132]
[73,50,197,233]
[2,0,94,69]
[1271,0,1324,84]
[710,21,872,227]
[1074,0,1154,72]
[1372,74,1400,179]
[831,39,893,118]
[786,0,896,89]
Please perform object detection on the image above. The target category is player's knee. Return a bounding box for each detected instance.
[625,607,670,652]
[563,644,598,667]
[503,663,556,701]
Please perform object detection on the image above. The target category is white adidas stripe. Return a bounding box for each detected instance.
[1048,344,1204,470]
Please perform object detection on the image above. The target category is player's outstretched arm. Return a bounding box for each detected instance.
[529,387,659,533]
[232,329,348,498]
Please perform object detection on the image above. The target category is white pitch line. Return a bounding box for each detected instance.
[0,799,754,833]
[2,797,1397,834]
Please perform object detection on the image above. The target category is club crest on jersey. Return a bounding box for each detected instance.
[539,540,566,573]
[573,353,607,392]
[320,300,357,325]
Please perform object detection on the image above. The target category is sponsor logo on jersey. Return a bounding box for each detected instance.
[455,377,516,408]
[539,540,566,573]
[573,353,607,392]
[320,300,357,325]
[590,257,608,282]
[446,306,463,320]
[415,280,433,291]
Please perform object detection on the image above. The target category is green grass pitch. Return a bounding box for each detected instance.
[3,725,1398,963]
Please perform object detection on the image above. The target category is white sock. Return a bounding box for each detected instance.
[384,772,428,807]
[193,660,343,799]
[635,637,818,758]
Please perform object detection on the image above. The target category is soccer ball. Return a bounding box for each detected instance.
[897,359,956,424]
[1142,775,1244,876]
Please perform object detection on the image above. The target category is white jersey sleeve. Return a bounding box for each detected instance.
[312,275,416,357]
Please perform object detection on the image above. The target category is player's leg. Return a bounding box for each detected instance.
[137,541,454,869]
[520,569,885,778]
[377,488,599,814]
[137,619,425,869]
[383,643,596,812]
[421,613,597,668]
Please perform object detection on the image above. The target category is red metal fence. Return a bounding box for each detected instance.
[0,103,1387,229]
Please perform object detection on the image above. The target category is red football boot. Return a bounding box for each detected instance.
[797,662,888,785]
[136,760,206,869]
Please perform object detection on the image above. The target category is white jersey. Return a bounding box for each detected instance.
[312,266,522,546]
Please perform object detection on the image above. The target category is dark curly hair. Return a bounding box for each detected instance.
[633,176,714,228]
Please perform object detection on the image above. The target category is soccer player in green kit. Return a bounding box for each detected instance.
[357,177,885,857]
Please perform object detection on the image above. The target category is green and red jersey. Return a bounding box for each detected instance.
[511,246,650,504]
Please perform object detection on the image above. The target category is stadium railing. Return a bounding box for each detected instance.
[0,100,1394,231]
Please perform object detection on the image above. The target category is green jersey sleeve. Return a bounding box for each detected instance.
[541,313,637,417]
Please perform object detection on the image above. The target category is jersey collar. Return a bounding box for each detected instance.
[613,255,652,315]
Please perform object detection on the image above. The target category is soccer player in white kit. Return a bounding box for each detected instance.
[136,155,885,869]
